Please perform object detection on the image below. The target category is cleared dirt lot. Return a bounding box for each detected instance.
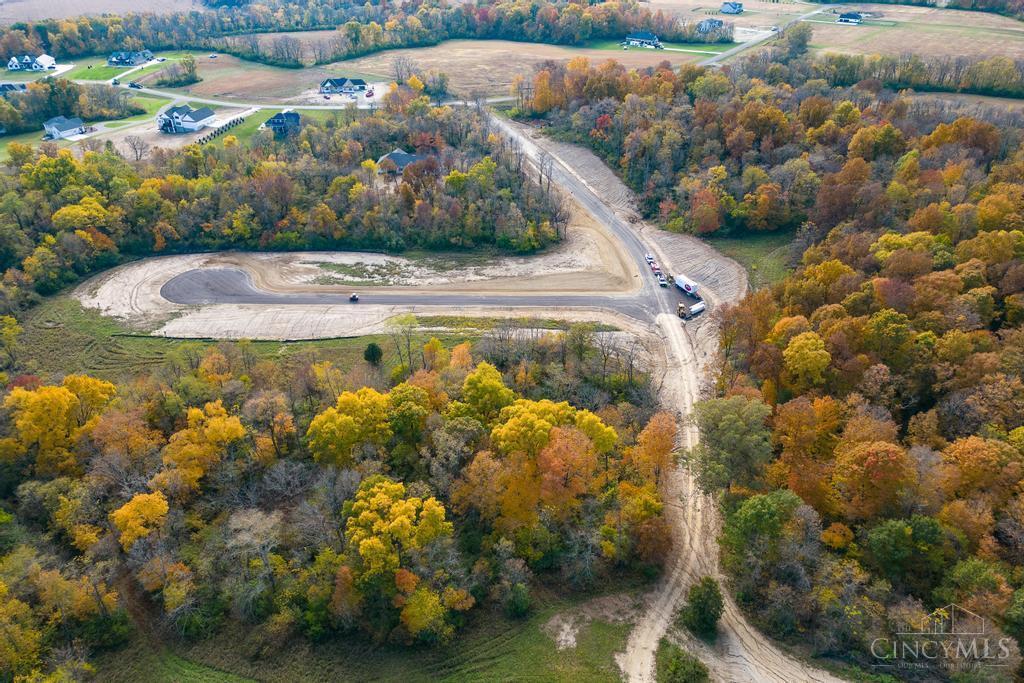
[807,3,1024,59]
[0,0,198,22]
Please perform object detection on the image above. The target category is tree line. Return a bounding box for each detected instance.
[0,92,565,313]
[0,320,674,679]
[0,0,730,71]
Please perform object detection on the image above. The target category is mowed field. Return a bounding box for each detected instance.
[0,0,198,23]
[806,3,1024,59]
[332,39,705,96]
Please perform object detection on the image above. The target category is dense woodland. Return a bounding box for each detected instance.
[0,95,564,312]
[0,80,141,135]
[515,27,1024,234]
[0,323,672,679]
[0,0,728,71]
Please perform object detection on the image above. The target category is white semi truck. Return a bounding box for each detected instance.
[674,274,701,299]
[674,274,705,319]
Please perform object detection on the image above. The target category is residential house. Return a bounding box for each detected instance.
[157,105,216,133]
[108,50,154,66]
[0,83,27,97]
[836,12,863,24]
[8,54,56,71]
[620,31,663,49]
[43,116,85,140]
[265,111,300,138]
[376,148,427,174]
[7,55,33,71]
[697,18,725,33]
[319,77,368,94]
[720,2,744,14]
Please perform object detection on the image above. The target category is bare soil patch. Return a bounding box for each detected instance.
[87,107,248,158]
[543,593,641,651]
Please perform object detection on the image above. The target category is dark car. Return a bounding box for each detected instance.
[349,293,359,302]
[128,82,143,89]
[111,78,120,85]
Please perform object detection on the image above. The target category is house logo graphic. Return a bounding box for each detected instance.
[872,604,1013,672]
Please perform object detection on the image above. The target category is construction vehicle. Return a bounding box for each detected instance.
[677,300,706,320]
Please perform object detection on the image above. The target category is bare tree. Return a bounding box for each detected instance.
[392,55,418,84]
[124,134,151,161]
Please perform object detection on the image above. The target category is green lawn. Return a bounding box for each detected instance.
[704,230,795,291]
[0,129,50,161]
[64,56,132,81]
[94,587,634,682]
[0,69,44,83]
[18,295,476,384]
[224,109,278,144]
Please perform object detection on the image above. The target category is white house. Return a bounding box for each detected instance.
[319,77,368,94]
[157,105,216,133]
[7,55,34,71]
[8,54,56,71]
[43,116,85,140]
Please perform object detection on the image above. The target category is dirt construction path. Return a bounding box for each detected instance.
[508,123,843,683]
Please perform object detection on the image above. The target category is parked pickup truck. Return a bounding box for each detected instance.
[677,300,706,320]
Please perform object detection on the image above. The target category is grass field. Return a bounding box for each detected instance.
[94,587,635,683]
[805,3,1024,60]
[705,230,794,291]
[0,69,44,83]
[64,56,131,81]
[19,295,475,383]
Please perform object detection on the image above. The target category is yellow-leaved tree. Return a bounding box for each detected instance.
[110,491,169,550]
[1,375,116,476]
[342,476,468,641]
[150,400,246,496]
[306,387,392,467]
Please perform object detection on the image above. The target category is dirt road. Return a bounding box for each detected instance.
[498,119,844,683]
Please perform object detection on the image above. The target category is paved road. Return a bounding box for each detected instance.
[699,5,824,66]
[158,115,699,324]
[160,267,663,321]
